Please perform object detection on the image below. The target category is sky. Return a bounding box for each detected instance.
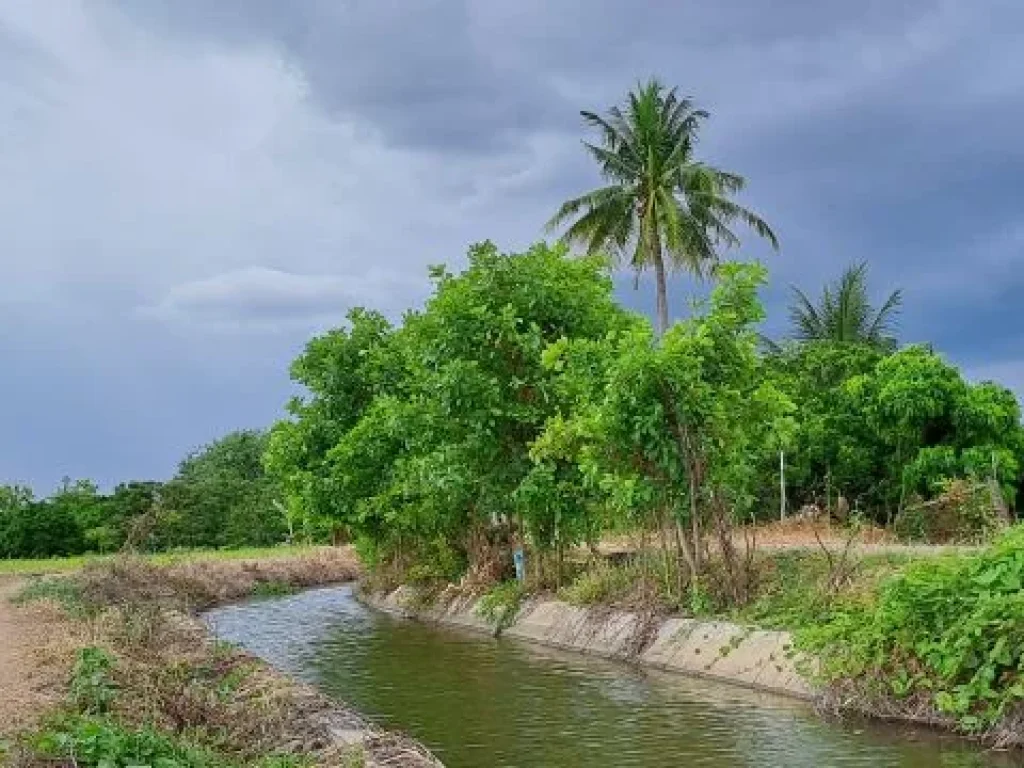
[1,0,1022,491]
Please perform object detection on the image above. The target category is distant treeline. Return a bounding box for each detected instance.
[0,430,301,559]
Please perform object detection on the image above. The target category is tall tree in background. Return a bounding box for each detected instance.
[788,262,902,350]
[547,79,779,333]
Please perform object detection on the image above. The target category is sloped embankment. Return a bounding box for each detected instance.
[363,586,812,699]
[2,551,443,768]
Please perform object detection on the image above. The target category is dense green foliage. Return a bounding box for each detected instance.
[7,244,1022,569]
[547,79,777,332]
[767,342,1023,522]
[268,241,631,577]
[159,430,285,549]
[268,241,1024,586]
[1,431,286,559]
[535,262,794,594]
[800,525,1024,735]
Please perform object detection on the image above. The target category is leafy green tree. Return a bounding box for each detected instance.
[159,430,285,549]
[547,79,778,333]
[763,341,885,512]
[788,262,902,349]
[269,242,631,575]
[768,342,1024,521]
[94,482,164,552]
[265,308,398,545]
[542,263,794,590]
[0,483,85,558]
[49,478,104,553]
[0,485,35,557]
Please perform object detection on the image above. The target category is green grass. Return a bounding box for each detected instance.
[13,576,89,615]
[0,545,324,576]
[28,715,311,768]
[731,550,921,631]
[554,548,927,632]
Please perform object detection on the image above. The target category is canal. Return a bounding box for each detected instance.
[204,585,1014,768]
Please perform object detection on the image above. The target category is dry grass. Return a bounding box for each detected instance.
[5,549,442,767]
[0,545,328,577]
[97,610,439,766]
[0,580,97,736]
[76,546,361,614]
[749,518,893,549]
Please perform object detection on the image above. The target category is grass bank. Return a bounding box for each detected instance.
[0,550,442,768]
[0,545,327,577]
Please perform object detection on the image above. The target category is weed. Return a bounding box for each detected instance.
[476,581,526,631]
[798,524,1024,744]
[13,577,91,617]
[251,580,298,598]
[31,715,231,767]
[70,647,117,715]
[558,561,637,606]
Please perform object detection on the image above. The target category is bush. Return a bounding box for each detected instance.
[894,479,1007,544]
[799,524,1024,741]
[476,581,526,631]
[70,647,117,715]
[28,715,303,768]
[559,561,639,606]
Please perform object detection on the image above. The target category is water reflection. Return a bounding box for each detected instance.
[205,586,1018,768]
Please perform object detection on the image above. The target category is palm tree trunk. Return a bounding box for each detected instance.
[653,249,669,335]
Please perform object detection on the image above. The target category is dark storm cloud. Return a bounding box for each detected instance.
[1,0,1022,489]
[119,0,572,153]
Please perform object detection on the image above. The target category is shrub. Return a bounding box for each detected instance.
[70,647,117,715]
[894,479,1007,544]
[559,561,638,606]
[476,581,526,631]
[799,524,1024,742]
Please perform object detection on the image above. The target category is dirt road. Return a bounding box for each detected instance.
[0,578,67,734]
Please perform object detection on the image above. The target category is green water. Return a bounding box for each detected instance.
[205,586,1018,768]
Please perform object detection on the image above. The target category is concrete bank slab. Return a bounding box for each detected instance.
[362,588,813,700]
[504,600,643,657]
[642,618,812,698]
[367,584,494,635]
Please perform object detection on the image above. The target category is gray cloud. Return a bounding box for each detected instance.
[148,267,421,330]
[1,0,1022,489]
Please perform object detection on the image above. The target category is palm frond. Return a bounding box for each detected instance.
[582,141,639,181]
[544,186,626,233]
[867,288,903,345]
[788,262,903,349]
[548,78,777,329]
[789,285,826,342]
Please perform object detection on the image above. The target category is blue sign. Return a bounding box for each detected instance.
[513,548,525,582]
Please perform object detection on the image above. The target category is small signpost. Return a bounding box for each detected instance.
[513,547,525,582]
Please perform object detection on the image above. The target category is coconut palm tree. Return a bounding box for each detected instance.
[788,262,902,349]
[546,79,778,334]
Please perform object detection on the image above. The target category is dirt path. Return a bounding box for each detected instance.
[596,522,983,560]
[0,578,68,734]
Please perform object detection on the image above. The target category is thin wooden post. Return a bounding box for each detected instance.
[779,450,786,521]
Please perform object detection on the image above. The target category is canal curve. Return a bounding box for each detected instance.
[204,585,1012,768]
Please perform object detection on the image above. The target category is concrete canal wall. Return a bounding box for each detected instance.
[363,586,813,700]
